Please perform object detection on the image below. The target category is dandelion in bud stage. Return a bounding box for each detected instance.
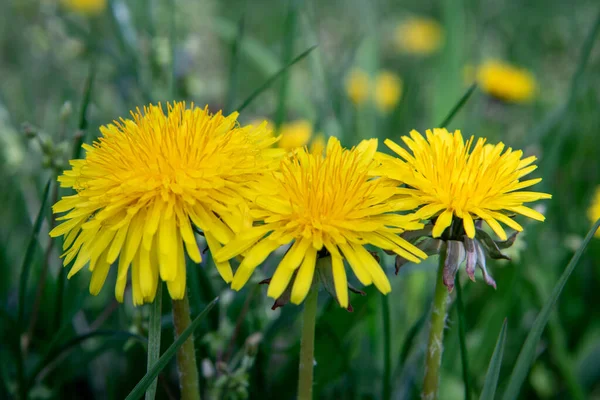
[214,137,427,308]
[49,102,280,305]
[588,186,600,237]
[345,69,371,106]
[375,128,551,288]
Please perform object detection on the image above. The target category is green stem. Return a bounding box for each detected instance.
[298,288,318,400]
[455,276,471,400]
[146,283,163,400]
[423,245,450,400]
[172,291,200,400]
[381,294,392,400]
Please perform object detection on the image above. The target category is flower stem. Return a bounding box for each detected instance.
[298,288,318,400]
[381,294,392,400]
[172,291,201,400]
[423,244,450,400]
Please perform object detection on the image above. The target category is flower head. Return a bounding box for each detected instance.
[588,186,600,237]
[476,60,536,103]
[345,69,371,106]
[62,0,107,16]
[395,17,443,55]
[50,102,279,305]
[214,137,427,308]
[277,120,313,151]
[375,128,551,242]
[374,71,403,113]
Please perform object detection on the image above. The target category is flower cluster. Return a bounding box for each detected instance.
[345,69,403,113]
[50,102,550,306]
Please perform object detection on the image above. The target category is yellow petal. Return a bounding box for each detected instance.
[205,232,233,283]
[432,209,453,237]
[290,247,318,304]
[331,254,348,308]
[231,239,281,290]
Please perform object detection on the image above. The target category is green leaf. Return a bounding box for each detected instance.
[501,219,600,400]
[381,293,392,400]
[438,83,477,128]
[479,319,508,400]
[125,297,219,400]
[274,0,299,130]
[145,283,163,400]
[235,45,317,113]
[72,61,96,159]
[18,178,52,327]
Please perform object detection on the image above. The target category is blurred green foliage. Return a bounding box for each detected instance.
[1,0,600,399]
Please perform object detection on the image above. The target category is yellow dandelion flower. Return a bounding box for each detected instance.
[49,102,280,305]
[476,60,537,103]
[588,186,600,237]
[214,137,427,308]
[375,128,551,241]
[62,0,107,16]
[395,17,443,55]
[345,69,371,106]
[277,120,313,151]
[374,71,403,113]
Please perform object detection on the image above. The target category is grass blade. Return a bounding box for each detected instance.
[381,294,392,400]
[479,319,508,400]
[455,277,471,400]
[235,45,317,113]
[274,0,299,130]
[17,178,52,327]
[125,296,219,400]
[72,61,96,159]
[145,283,163,400]
[224,10,246,114]
[438,83,477,128]
[501,219,600,400]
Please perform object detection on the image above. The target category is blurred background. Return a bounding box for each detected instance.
[1,0,600,399]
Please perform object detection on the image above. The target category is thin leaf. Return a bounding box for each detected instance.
[438,83,477,128]
[274,0,299,130]
[17,178,52,327]
[381,294,392,400]
[480,319,508,400]
[125,297,219,400]
[455,277,471,400]
[145,283,163,400]
[501,219,600,400]
[72,61,96,159]
[235,45,317,113]
[224,9,246,114]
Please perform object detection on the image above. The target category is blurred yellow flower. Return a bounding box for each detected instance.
[477,60,537,103]
[374,71,403,113]
[62,0,107,16]
[395,17,443,55]
[277,120,312,151]
[588,186,600,237]
[374,128,551,241]
[309,134,326,156]
[50,102,280,305]
[345,69,371,106]
[214,137,426,308]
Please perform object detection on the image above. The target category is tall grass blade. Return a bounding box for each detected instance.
[125,297,219,400]
[479,319,508,400]
[455,277,471,400]
[17,178,52,327]
[501,219,600,400]
[236,45,317,113]
[274,0,299,130]
[439,83,477,128]
[224,10,246,114]
[145,283,163,400]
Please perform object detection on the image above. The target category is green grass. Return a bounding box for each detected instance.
[1,0,600,399]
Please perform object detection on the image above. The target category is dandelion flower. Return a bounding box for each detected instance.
[49,102,280,305]
[277,120,313,151]
[477,60,536,103]
[374,71,403,113]
[588,186,600,237]
[62,0,107,16]
[345,69,371,106]
[395,17,443,55]
[375,128,551,242]
[214,137,427,308]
